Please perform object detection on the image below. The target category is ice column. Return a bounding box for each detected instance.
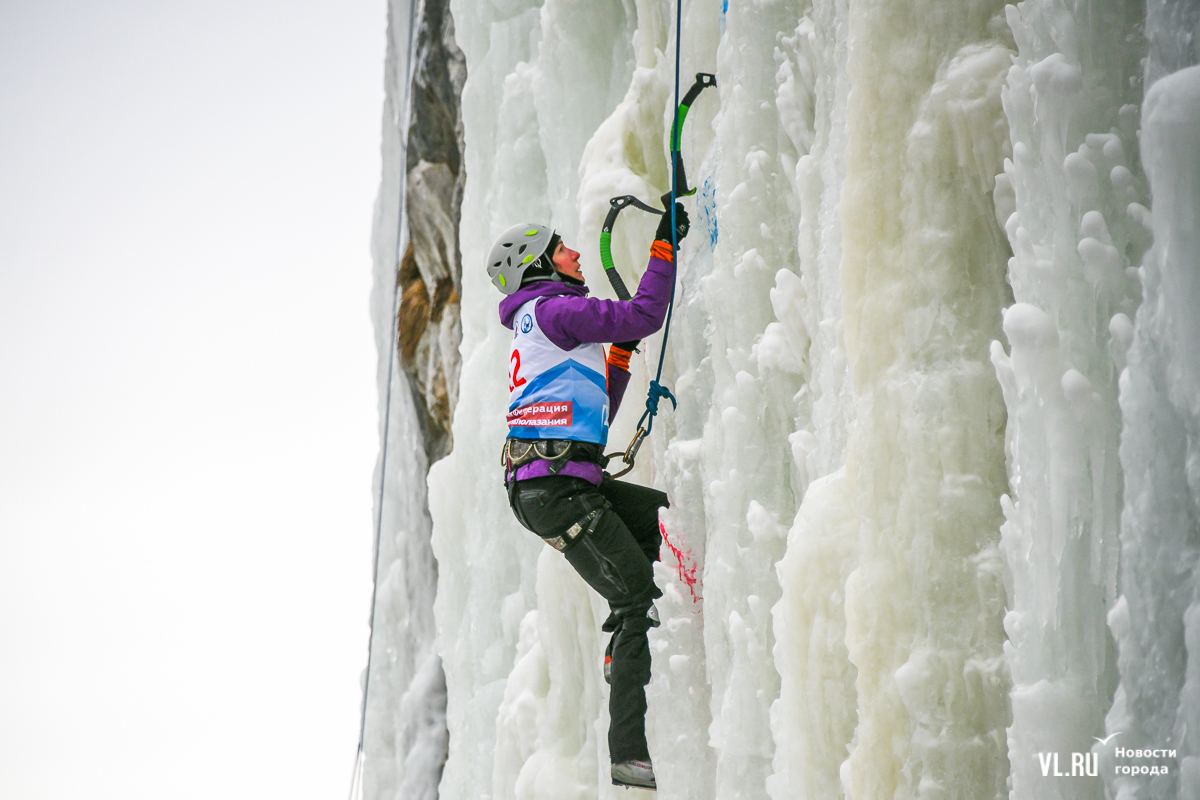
[1144,0,1200,88]
[988,2,1146,796]
[364,2,451,799]
[574,2,718,798]
[838,2,1013,798]
[428,1,638,797]
[675,0,818,797]
[768,2,860,799]
[784,0,852,486]
[1105,61,1200,800]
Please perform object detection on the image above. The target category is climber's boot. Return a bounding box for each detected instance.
[611,758,655,790]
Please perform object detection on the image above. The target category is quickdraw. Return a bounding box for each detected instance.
[602,70,716,479]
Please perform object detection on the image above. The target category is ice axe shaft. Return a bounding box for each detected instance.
[599,72,716,302]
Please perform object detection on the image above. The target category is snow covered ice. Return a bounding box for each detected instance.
[365,0,1200,798]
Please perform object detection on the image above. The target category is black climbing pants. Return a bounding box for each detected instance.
[507,474,668,763]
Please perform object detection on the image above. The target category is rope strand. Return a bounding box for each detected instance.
[640,0,684,438]
[350,1,421,796]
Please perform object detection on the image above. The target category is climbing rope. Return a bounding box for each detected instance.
[648,7,686,435]
[349,275,400,800]
[606,0,714,479]
[349,2,419,797]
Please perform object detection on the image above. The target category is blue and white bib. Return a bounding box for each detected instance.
[507,298,609,445]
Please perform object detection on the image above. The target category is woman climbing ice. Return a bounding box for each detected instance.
[487,206,688,791]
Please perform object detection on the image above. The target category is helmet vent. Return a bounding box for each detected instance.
[487,222,553,295]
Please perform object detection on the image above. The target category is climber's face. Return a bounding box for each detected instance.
[552,240,584,283]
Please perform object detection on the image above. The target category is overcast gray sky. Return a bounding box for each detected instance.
[0,2,386,797]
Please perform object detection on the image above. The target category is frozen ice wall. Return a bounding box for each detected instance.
[430,0,1015,797]
[988,1,1145,797]
[363,1,460,798]
[428,2,639,798]
[831,3,1016,798]
[349,0,1200,798]
[1102,8,1200,796]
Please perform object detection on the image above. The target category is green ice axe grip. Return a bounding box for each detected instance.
[665,72,717,202]
[599,231,631,301]
[599,74,715,302]
[600,196,663,302]
[671,73,716,150]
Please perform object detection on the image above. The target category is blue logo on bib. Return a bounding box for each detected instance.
[521,314,533,333]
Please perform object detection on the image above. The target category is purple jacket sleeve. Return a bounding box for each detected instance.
[534,254,675,350]
[607,362,632,422]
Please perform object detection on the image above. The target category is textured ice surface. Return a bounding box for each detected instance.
[432,0,1014,796]
[1104,63,1200,800]
[363,2,454,799]
[429,2,638,797]
[988,1,1145,797]
[830,5,1015,798]
[363,1,1200,798]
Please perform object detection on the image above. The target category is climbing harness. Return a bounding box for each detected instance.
[601,49,716,478]
[503,437,610,536]
[501,437,608,476]
[545,506,604,552]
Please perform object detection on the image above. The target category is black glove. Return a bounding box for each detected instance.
[654,202,689,244]
[612,340,640,353]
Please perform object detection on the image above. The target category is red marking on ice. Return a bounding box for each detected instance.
[660,521,701,605]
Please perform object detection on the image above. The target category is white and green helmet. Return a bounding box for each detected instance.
[486,222,556,295]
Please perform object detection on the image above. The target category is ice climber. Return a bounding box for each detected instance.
[488,205,689,791]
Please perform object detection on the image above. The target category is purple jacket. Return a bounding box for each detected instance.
[499,249,676,484]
